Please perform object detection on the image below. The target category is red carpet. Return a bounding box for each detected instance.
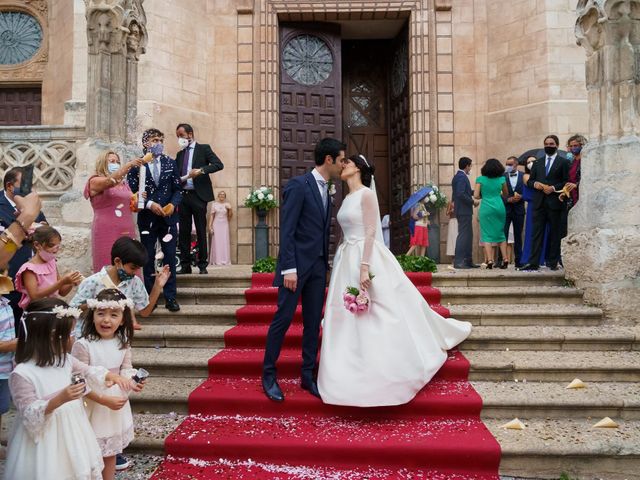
[151,272,501,479]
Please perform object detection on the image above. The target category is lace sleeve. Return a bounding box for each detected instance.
[361,188,381,266]
[71,340,89,364]
[9,372,50,443]
[120,347,136,379]
[70,355,108,385]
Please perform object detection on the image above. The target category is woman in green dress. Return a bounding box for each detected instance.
[474,158,509,269]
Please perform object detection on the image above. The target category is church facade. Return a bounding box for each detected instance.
[0,0,588,264]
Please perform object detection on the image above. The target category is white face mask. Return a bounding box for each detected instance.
[527,162,534,171]
[177,137,190,149]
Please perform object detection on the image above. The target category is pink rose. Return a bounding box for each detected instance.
[357,303,368,312]
[356,294,368,305]
[344,293,356,303]
[348,303,358,313]
[344,301,351,309]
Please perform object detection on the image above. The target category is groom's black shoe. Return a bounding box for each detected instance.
[262,376,284,402]
[301,378,321,399]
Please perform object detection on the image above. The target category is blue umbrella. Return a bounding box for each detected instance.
[401,186,433,216]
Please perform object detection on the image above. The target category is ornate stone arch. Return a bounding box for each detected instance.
[0,0,48,83]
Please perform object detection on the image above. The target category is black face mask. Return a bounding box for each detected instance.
[544,146,557,156]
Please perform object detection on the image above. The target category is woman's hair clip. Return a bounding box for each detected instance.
[86,298,134,310]
[358,154,370,168]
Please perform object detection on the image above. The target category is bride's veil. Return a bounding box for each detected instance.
[369,176,386,245]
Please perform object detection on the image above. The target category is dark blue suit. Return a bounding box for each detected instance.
[504,172,525,266]
[452,170,474,267]
[127,155,182,300]
[0,191,47,323]
[264,172,331,382]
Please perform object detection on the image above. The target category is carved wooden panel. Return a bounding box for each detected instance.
[0,86,41,125]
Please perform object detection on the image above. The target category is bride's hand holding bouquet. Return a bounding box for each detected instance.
[360,263,372,291]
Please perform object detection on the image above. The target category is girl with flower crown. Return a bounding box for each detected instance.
[5,298,132,479]
[71,288,144,480]
[14,225,83,310]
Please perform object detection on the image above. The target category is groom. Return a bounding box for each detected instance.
[262,137,346,402]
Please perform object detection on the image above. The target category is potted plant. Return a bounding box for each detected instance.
[245,187,278,260]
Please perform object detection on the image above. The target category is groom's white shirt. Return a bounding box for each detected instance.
[281,168,328,276]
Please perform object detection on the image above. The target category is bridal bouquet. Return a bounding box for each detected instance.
[343,287,370,314]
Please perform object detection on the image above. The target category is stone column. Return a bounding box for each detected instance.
[563,0,640,324]
[58,0,148,276]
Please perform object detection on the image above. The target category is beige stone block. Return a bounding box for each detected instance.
[237,207,252,228]
[238,129,253,147]
[238,44,253,63]
[238,112,253,129]
[438,93,453,111]
[438,145,455,164]
[238,26,252,44]
[437,54,453,72]
[437,73,453,93]
[454,93,476,113]
[215,27,236,46]
[439,132,454,145]
[183,75,206,95]
[438,112,454,132]
[436,22,452,36]
[238,61,253,74]
[238,244,253,264]
[237,146,253,167]
[238,74,253,92]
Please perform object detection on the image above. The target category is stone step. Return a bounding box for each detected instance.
[450,304,603,326]
[132,347,217,377]
[133,325,231,348]
[176,267,252,288]
[128,413,185,455]
[473,381,640,420]
[466,351,640,382]
[440,286,584,305]
[130,377,204,414]
[173,287,246,305]
[461,326,639,351]
[432,269,568,287]
[140,304,238,326]
[487,417,640,480]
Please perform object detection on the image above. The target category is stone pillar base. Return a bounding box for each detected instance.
[562,139,640,325]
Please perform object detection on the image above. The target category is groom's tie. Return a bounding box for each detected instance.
[545,156,552,176]
[317,178,327,212]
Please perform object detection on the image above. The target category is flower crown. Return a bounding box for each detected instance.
[52,305,83,319]
[86,298,134,310]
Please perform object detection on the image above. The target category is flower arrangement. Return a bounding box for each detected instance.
[343,287,370,314]
[327,180,337,196]
[423,184,448,210]
[244,186,277,211]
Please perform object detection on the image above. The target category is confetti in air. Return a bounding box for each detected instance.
[114,210,123,217]
[162,234,173,242]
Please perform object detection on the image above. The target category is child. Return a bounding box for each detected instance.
[5,298,132,480]
[0,296,16,459]
[72,288,144,480]
[70,236,170,333]
[14,225,83,309]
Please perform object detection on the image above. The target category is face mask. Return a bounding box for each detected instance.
[527,162,534,171]
[38,249,57,262]
[544,146,557,156]
[107,163,120,173]
[149,143,164,156]
[505,166,513,174]
[570,146,582,155]
[117,268,135,282]
[177,137,190,149]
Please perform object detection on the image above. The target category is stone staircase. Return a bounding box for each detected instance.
[126,266,640,480]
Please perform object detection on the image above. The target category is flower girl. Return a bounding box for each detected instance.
[72,288,145,480]
[5,298,131,480]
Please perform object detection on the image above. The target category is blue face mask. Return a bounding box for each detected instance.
[505,166,513,174]
[149,143,164,157]
[570,146,582,155]
[107,163,120,173]
[117,268,135,282]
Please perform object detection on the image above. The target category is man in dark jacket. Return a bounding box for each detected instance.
[452,157,479,269]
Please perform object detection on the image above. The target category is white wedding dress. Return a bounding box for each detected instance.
[318,187,472,407]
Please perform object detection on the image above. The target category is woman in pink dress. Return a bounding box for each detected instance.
[84,151,143,273]
[208,191,232,266]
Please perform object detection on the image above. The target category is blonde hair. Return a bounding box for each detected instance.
[95,150,120,177]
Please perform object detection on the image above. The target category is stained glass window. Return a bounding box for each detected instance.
[282,34,333,86]
[0,12,42,65]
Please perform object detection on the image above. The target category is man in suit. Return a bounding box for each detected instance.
[262,137,345,402]
[452,157,479,269]
[175,123,224,274]
[521,135,569,271]
[127,128,183,312]
[0,167,47,323]
[504,156,526,268]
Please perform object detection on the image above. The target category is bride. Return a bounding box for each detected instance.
[317,154,472,407]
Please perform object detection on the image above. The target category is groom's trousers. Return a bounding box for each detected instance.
[263,257,327,381]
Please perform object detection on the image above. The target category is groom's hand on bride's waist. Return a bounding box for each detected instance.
[284,273,298,291]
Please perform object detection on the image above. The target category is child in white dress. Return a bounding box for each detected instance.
[5,298,132,480]
[71,288,144,480]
